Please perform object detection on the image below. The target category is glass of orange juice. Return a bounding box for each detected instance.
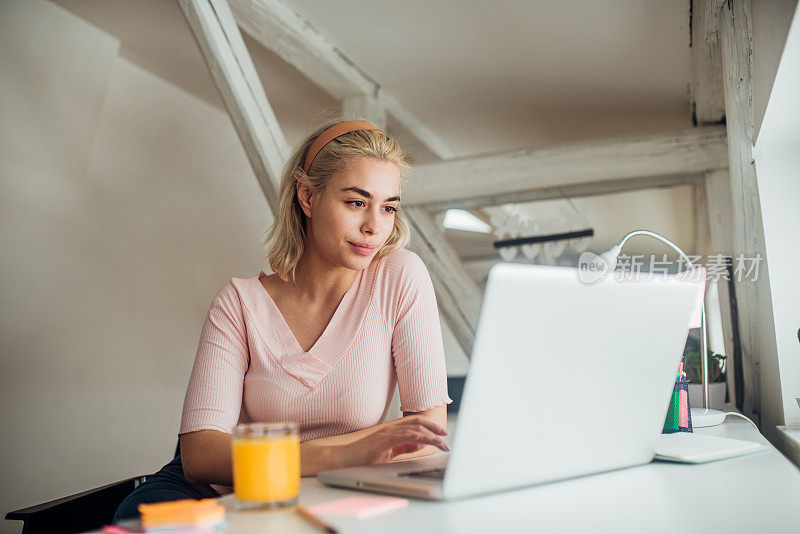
[232,422,300,509]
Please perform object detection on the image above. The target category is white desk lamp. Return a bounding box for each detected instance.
[599,230,726,427]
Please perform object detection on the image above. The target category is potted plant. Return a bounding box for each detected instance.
[682,335,727,409]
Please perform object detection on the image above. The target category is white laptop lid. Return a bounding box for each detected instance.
[442,263,703,499]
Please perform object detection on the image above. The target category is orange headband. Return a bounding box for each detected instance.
[302,120,381,174]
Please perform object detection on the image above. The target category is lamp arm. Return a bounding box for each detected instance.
[616,230,695,267]
[615,230,711,409]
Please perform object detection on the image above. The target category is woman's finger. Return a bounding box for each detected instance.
[393,429,450,451]
[391,443,424,456]
[399,416,447,436]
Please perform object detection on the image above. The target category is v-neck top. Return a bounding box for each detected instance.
[179,247,452,449]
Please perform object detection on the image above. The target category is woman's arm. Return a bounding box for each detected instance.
[181,430,234,485]
[180,410,449,484]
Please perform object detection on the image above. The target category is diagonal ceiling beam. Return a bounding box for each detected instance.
[179,0,288,213]
[405,126,729,209]
[691,0,727,125]
[405,206,482,346]
[231,0,376,97]
[229,0,456,159]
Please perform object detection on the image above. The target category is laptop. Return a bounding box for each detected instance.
[317,263,704,500]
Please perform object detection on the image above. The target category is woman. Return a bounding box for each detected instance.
[114,120,452,520]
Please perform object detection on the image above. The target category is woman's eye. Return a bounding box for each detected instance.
[346,201,396,213]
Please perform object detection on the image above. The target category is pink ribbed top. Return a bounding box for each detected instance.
[179,249,451,491]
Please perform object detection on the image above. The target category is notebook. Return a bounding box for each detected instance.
[654,433,768,463]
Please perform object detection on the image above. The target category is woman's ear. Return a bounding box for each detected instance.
[296,179,314,218]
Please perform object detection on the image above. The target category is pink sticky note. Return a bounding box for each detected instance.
[102,526,142,534]
[308,496,409,519]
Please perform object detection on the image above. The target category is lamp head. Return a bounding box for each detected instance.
[577,244,620,284]
[598,245,621,271]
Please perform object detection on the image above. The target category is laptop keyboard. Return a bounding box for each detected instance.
[400,467,447,480]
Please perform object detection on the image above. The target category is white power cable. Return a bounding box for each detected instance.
[723,412,758,430]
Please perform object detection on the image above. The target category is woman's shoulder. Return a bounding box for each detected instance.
[372,249,437,324]
[372,249,434,307]
[377,248,428,282]
[207,273,262,312]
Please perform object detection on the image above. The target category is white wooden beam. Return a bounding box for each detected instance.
[179,0,288,213]
[405,126,728,209]
[406,207,482,350]
[691,0,727,124]
[229,0,375,98]
[720,0,760,421]
[342,94,387,130]
[462,257,499,285]
[425,173,707,213]
[381,93,456,159]
[704,170,734,257]
[720,0,782,434]
[692,182,710,256]
[229,0,456,159]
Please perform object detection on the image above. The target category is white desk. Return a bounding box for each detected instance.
[107,419,800,534]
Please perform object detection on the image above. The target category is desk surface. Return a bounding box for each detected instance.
[106,419,800,534]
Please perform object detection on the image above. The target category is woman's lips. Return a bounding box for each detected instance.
[349,242,376,256]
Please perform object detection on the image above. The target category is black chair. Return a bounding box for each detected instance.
[446,376,466,414]
[5,441,181,534]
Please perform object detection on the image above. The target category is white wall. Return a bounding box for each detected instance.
[752,0,799,139]
[753,1,800,427]
[753,152,800,426]
[0,1,269,530]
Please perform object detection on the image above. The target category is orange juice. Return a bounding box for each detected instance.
[232,423,300,507]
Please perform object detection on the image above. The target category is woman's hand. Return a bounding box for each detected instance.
[340,415,450,467]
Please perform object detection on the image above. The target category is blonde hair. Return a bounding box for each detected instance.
[264,121,411,282]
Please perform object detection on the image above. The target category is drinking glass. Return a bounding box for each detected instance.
[232,422,300,509]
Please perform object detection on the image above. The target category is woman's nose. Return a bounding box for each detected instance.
[361,208,381,235]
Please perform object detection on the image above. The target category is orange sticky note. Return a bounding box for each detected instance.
[138,499,225,530]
